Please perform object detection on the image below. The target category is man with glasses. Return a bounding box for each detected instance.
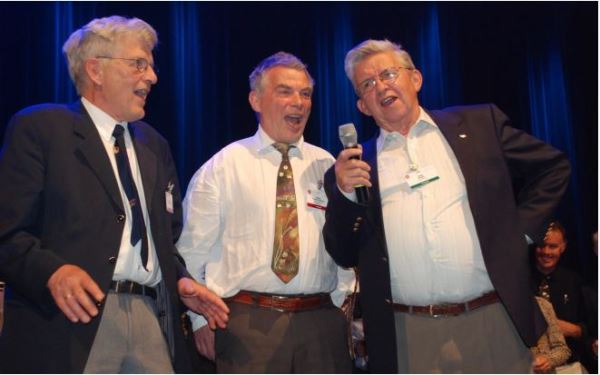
[0,16,229,373]
[322,39,571,372]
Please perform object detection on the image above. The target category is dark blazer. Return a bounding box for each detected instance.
[323,104,571,373]
[0,101,191,373]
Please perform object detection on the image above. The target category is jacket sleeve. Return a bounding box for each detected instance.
[493,104,571,244]
[322,165,368,268]
[0,113,66,310]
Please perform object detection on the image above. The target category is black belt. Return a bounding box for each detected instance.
[109,280,157,300]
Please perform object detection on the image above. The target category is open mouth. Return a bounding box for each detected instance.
[134,88,149,100]
[285,114,303,125]
[380,96,397,107]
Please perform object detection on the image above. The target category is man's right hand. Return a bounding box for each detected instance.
[194,325,216,361]
[47,264,105,323]
[335,147,372,194]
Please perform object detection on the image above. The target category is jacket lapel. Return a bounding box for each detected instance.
[71,101,123,211]
[129,123,157,214]
[429,109,480,219]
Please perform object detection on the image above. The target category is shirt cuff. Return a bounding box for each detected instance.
[337,184,358,203]
[188,310,208,332]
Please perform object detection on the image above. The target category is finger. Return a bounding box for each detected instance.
[339,148,363,161]
[65,293,93,323]
[80,275,105,303]
[73,288,100,319]
[54,294,80,323]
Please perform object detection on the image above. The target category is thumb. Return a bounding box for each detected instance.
[178,277,196,296]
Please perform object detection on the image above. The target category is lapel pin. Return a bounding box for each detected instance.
[459,134,467,139]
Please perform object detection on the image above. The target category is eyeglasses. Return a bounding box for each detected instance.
[356,66,413,96]
[96,56,158,73]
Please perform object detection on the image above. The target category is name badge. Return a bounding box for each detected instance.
[307,181,327,210]
[405,165,439,189]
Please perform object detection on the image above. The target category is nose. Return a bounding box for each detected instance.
[145,65,158,85]
[290,92,304,108]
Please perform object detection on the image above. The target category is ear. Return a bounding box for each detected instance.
[356,98,372,117]
[84,58,103,86]
[410,69,423,93]
[248,90,261,113]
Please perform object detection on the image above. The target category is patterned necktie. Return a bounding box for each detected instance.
[271,143,299,283]
[112,125,149,270]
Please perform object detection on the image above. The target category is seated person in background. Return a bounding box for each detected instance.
[533,221,589,369]
[532,296,571,373]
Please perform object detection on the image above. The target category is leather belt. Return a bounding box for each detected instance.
[109,280,157,300]
[225,290,333,312]
[393,291,500,317]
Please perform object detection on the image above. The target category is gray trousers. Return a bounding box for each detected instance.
[83,292,174,373]
[394,302,533,373]
[215,301,352,373]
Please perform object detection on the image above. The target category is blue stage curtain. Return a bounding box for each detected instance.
[0,2,596,281]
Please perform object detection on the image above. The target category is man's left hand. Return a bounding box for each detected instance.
[177,277,229,330]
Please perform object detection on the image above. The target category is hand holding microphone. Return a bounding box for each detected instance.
[337,123,371,204]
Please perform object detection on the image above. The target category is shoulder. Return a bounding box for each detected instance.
[300,141,335,161]
[10,103,76,126]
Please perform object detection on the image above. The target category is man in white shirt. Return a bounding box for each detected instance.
[323,39,571,372]
[0,16,228,373]
[177,51,354,373]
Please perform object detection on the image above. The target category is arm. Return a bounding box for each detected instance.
[495,104,571,244]
[537,298,571,370]
[322,148,372,268]
[0,112,104,321]
[175,157,228,358]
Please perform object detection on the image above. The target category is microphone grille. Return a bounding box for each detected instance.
[338,123,358,148]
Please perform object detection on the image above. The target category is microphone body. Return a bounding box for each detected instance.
[338,123,371,204]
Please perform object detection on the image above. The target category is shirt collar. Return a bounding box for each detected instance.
[81,97,127,142]
[254,124,305,159]
[377,106,438,153]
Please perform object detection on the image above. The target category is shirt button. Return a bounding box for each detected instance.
[116,214,125,223]
[108,256,117,264]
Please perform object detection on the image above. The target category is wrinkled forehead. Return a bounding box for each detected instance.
[354,52,402,79]
[263,66,313,88]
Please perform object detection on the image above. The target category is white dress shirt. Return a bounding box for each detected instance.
[377,107,494,305]
[177,126,355,330]
[81,97,161,286]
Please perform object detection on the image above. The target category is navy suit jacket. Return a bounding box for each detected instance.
[0,101,191,373]
[323,104,571,373]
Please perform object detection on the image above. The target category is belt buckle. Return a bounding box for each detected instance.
[270,295,288,312]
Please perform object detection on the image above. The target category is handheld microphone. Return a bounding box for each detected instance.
[338,123,371,204]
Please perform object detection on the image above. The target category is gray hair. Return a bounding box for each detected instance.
[344,39,416,88]
[62,16,158,94]
[248,51,314,92]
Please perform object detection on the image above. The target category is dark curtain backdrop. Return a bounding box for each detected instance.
[0,2,597,282]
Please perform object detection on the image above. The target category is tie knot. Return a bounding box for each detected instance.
[112,124,126,139]
[273,142,292,156]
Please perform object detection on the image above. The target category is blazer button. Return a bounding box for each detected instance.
[356,216,363,222]
[382,256,388,263]
[158,310,166,317]
[116,214,125,223]
[385,298,392,304]
[353,227,359,232]
[108,256,117,264]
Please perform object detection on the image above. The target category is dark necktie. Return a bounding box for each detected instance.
[112,125,149,270]
[271,143,299,283]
